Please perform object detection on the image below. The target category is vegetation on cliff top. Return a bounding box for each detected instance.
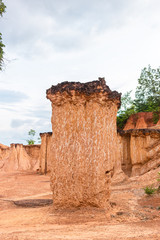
[117,65,160,129]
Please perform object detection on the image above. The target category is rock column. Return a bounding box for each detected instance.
[46,78,121,208]
[39,132,52,174]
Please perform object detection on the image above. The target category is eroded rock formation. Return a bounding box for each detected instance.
[118,129,160,176]
[39,132,52,174]
[46,78,121,208]
[124,112,160,130]
[0,144,40,172]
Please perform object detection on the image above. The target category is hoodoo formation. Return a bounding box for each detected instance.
[46,78,121,208]
[39,132,52,174]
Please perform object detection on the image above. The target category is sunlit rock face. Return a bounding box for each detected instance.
[119,129,160,176]
[0,144,40,172]
[39,132,52,174]
[46,78,121,208]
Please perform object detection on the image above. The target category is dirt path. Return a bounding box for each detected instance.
[0,170,160,240]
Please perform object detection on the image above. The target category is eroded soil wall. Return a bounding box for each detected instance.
[119,129,160,176]
[0,144,40,172]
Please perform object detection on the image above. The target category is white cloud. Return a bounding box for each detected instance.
[1,0,160,144]
[0,89,28,103]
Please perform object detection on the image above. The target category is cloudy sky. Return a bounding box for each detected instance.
[0,0,160,145]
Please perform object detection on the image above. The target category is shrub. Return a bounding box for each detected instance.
[144,186,156,195]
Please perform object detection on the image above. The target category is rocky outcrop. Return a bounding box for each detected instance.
[47,78,121,208]
[119,129,160,176]
[124,112,159,130]
[0,144,40,172]
[39,132,52,174]
[0,143,8,149]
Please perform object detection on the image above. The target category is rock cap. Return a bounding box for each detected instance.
[46,78,121,107]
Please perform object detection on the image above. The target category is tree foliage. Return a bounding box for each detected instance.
[0,33,5,70]
[117,91,135,129]
[26,129,41,145]
[117,65,160,129]
[0,0,6,16]
[26,129,36,145]
[134,65,160,112]
[0,0,6,71]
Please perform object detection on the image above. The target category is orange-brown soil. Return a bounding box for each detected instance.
[0,169,160,240]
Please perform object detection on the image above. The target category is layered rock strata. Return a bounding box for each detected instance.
[46,78,121,208]
[118,129,160,176]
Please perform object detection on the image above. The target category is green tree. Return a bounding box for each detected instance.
[0,0,6,16]
[117,91,136,129]
[119,90,133,112]
[134,65,160,112]
[117,65,160,129]
[26,129,36,145]
[0,0,6,71]
[26,129,41,145]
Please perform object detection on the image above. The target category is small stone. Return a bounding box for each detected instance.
[110,202,116,207]
[116,211,124,216]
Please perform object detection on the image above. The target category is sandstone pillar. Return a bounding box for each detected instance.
[46,78,121,208]
[39,132,52,174]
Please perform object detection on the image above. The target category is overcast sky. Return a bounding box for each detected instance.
[0,0,160,145]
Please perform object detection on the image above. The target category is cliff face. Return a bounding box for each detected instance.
[124,112,160,130]
[47,78,121,208]
[120,112,160,176]
[0,144,40,172]
[119,129,160,176]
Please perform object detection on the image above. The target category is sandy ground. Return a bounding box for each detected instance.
[0,169,160,240]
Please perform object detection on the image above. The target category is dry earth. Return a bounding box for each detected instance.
[0,169,160,240]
